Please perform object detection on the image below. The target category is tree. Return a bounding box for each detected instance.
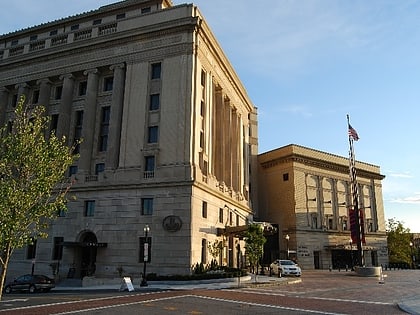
[244,224,266,276]
[386,218,411,267]
[0,95,76,300]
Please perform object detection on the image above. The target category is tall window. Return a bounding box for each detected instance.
[79,81,87,96]
[144,156,155,178]
[52,237,64,260]
[202,201,207,218]
[141,198,153,215]
[150,94,160,110]
[32,90,40,104]
[151,62,161,79]
[84,200,95,217]
[103,77,114,92]
[95,163,105,175]
[55,86,63,100]
[219,208,224,223]
[201,238,207,264]
[99,106,110,151]
[74,110,83,154]
[148,126,158,143]
[69,165,78,177]
[50,114,59,134]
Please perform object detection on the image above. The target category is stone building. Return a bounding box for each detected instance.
[258,144,388,270]
[0,0,259,280]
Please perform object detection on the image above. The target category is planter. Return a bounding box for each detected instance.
[354,266,382,277]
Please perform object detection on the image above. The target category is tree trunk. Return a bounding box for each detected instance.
[0,242,12,301]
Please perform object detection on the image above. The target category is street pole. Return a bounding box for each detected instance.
[410,241,414,269]
[140,225,150,287]
[285,234,290,259]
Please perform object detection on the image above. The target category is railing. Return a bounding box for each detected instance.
[51,34,68,46]
[74,29,92,41]
[85,175,98,182]
[8,45,24,57]
[29,40,46,51]
[99,23,117,36]
[143,171,155,179]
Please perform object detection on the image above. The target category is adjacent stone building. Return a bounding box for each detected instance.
[1,0,258,280]
[258,144,388,270]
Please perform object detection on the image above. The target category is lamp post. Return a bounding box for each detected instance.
[409,241,414,269]
[285,234,290,259]
[349,238,354,270]
[140,224,150,287]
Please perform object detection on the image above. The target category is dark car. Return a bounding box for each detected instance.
[3,274,55,293]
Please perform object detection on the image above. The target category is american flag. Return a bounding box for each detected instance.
[348,124,359,141]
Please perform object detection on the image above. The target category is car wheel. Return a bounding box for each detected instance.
[4,286,12,294]
[29,285,36,293]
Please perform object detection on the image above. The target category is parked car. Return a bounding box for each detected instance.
[3,274,55,293]
[270,259,302,277]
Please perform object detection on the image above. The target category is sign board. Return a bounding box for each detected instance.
[119,277,134,292]
[144,243,149,262]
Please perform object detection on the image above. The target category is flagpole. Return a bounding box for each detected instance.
[347,115,364,267]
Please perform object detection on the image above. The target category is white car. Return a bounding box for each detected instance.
[270,259,302,277]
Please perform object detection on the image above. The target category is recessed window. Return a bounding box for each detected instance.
[69,165,78,176]
[151,62,161,80]
[11,39,18,46]
[148,126,158,143]
[116,13,126,19]
[11,94,18,108]
[201,238,207,264]
[201,70,206,86]
[50,30,58,36]
[103,77,114,92]
[202,201,207,218]
[73,110,84,154]
[141,7,151,14]
[283,173,289,181]
[99,106,110,152]
[32,90,40,104]
[150,94,160,111]
[219,208,224,223]
[30,35,38,41]
[95,163,105,175]
[79,81,87,96]
[141,198,153,215]
[93,19,102,25]
[55,86,63,100]
[84,200,95,217]
[71,24,79,31]
[50,114,59,134]
[145,156,155,172]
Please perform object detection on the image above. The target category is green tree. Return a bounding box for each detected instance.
[244,224,266,276]
[386,218,411,266]
[0,96,76,300]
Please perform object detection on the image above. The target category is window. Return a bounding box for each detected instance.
[229,212,233,226]
[11,39,18,46]
[84,200,95,217]
[141,7,151,14]
[201,70,206,86]
[219,208,224,223]
[55,86,63,100]
[12,94,18,108]
[69,165,78,176]
[144,156,155,172]
[202,201,207,218]
[201,238,207,264]
[73,111,83,154]
[79,81,87,96]
[26,238,37,259]
[116,13,126,19]
[50,114,59,134]
[139,236,151,263]
[52,237,64,260]
[30,35,38,41]
[71,24,79,31]
[93,19,102,25]
[150,94,160,110]
[311,214,318,229]
[148,126,158,143]
[32,90,40,104]
[141,198,153,215]
[327,217,334,230]
[283,173,289,181]
[103,77,113,92]
[200,131,204,149]
[95,163,105,175]
[236,214,240,226]
[57,207,66,217]
[50,30,58,36]
[99,106,110,151]
[151,62,161,79]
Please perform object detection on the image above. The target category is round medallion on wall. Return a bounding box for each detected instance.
[162,215,182,232]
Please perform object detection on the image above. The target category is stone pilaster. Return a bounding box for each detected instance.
[15,82,29,105]
[106,63,126,170]
[36,78,52,108]
[57,74,75,140]
[78,68,99,174]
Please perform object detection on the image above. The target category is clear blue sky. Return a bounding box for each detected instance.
[1,1,419,232]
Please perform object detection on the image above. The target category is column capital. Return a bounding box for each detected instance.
[83,68,99,76]
[14,82,29,90]
[110,63,125,71]
[36,78,53,86]
[59,73,74,81]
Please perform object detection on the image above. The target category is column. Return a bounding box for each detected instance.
[36,78,52,108]
[223,98,232,188]
[0,87,9,127]
[213,84,224,181]
[15,82,29,105]
[78,69,99,174]
[105,63,126,170]
[57,74,74,140]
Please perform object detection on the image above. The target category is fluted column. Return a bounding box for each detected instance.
[106,63,126,170]
[36,78,52,108]
[56,74,74,140]
[0,87,9,127]
[78,69,99,174]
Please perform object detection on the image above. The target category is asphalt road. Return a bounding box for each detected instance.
[0,269,418,314]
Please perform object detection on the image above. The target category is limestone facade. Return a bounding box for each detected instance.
[258,144,388,270]
[1,0,258,279]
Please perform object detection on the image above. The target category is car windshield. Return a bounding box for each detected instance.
[280,260,295,265]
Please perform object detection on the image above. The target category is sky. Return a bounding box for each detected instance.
[1,0,420,232]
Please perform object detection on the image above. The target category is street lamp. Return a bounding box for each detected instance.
[409,241,414,269]
[285,234,290,259]
[140,224,150,287]
[349,238,354,270]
